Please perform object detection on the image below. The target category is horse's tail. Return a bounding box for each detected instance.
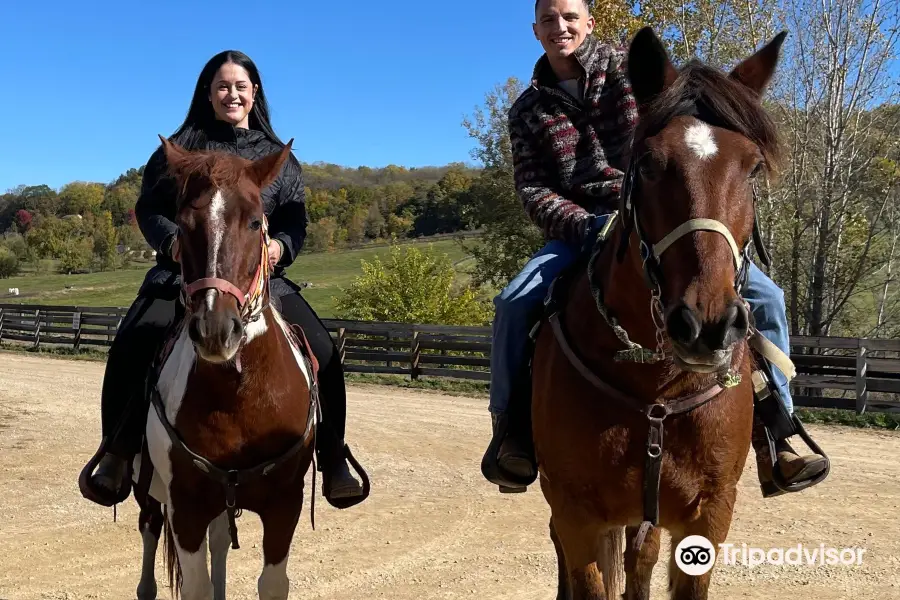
[162,505,183,598]
[599,527,625,598]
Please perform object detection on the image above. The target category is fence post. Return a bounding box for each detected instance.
[32,309,42,349]
[73,311,83,350]
[337,328,346,364]
[856,345,868,414]
[386,330,393,370]
[410,330,420,380]
[0,307,4,343]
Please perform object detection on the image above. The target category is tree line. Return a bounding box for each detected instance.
[450,0,900,338]
[3,0,898,342]
[0,161,483,277]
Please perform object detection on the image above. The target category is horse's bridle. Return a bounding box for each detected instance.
[542,109,775,554]
[179,216,271,328]
[609,111,770,362]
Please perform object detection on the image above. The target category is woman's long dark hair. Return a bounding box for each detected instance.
[170,50,284,150]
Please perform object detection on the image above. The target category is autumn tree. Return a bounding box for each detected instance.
[460,77,543,289]
[59,182,105,216]
[93,210,120,271]
[333,244,493,325]
[758,0,900,337]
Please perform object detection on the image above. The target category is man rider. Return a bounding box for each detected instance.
[480,0,830,498]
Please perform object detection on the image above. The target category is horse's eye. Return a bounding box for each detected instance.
[637,155,661,182]
[750,161,765,179]
[249,219,262,231]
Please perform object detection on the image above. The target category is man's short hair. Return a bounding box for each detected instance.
[534,0,592,13]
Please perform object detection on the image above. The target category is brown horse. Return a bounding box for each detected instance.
[531,28,789,600]
[127,137,321,600]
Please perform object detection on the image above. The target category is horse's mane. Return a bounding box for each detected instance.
[635,60,783,174]
[169,149,251,192]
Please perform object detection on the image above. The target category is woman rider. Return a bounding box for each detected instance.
[79,50,368,510]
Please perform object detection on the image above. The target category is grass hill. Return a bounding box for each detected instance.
[0,237,474,318]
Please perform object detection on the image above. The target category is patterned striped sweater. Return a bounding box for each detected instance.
[508,34,638,245]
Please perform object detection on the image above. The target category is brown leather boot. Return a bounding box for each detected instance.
[751,387,830,498]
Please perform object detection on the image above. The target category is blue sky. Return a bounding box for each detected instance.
[1,0,544,191]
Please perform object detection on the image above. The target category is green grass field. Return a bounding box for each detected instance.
[0,238,473,318]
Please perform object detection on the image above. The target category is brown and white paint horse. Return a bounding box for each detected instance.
[131,137,319,600]
[531,28,790,600]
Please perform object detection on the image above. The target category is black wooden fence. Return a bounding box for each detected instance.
[2,303,898,414]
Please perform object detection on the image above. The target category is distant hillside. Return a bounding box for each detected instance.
[1,158,484,278]
[300,161,481,190]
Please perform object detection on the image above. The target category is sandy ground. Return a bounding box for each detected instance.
[0,353,899,600]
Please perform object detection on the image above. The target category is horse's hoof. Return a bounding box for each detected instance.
[136,581,158,600]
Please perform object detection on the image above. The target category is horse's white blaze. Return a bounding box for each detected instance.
[208,189,225,277]
[271,308,310,386]
[257,557,290,600]
[685,122,718,159]
[205,289,217,312]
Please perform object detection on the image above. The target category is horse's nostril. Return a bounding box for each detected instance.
[723,300,750,346]
[667,304,701,346]
[188,316,203,343]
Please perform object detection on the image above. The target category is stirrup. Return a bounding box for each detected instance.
[480,414,536,493]
[323,444,370,509]
[78,437,133,507]
[752,368,831,495]
[765,416,831,495]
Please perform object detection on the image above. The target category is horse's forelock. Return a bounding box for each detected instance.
[173,151,264,216]
[635,61,782,173]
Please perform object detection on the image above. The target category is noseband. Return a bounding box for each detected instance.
[615,140,759,306]
[541,110,770,556]
[179,217,270,326]
[600,107,770,364]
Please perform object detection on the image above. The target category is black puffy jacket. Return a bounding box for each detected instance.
[134,120,307,295]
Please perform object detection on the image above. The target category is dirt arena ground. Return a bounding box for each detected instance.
[0,353,898,599]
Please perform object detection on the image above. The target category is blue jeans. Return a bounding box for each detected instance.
[489,235,794,414]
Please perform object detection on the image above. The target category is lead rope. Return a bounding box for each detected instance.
[586,214,664,364]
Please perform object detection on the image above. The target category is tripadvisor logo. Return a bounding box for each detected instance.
[675,535,867,575]
[675,535,717,576]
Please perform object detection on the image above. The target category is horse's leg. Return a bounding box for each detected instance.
[551,511,607,600]
[623,525,661,600]
[667,488,737,600]
[257,492,304,600]
[170,505,214,600]
[136,497,164,600]
[208,511,231,600]
[597,528,625,598]
[549,517,570,600]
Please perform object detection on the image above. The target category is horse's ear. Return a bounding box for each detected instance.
[246,139,294,190]
[158,134,190,173]
[627,27,678,109]
[729,31,787,97]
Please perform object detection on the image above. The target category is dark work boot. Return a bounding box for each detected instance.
[319,439,370,509]
[79,442,133,507]
[323,453,363,499]
[751,368,830,498]
[481,411,537,493]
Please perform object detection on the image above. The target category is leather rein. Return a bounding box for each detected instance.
[544,108,769,552]
[144,215,320,550]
